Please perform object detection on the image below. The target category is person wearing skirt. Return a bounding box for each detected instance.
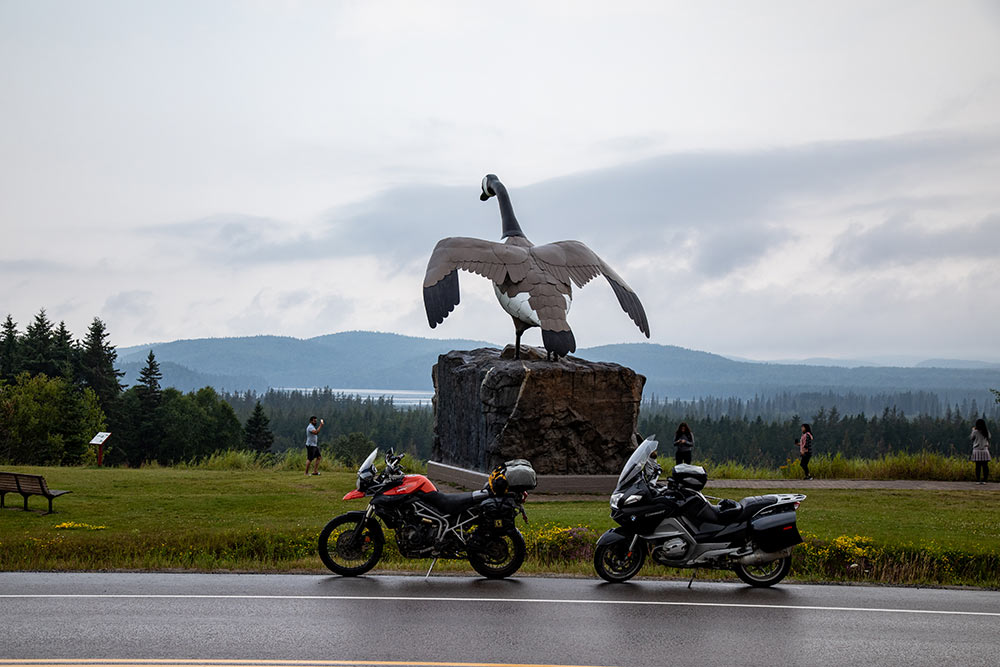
[971,418,992,484]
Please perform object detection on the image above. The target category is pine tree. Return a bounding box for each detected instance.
[136,351,162,406]
[243,400,275,453]
[134,350,163,463]
[0,315,20,382]
[52,320,78,381]
[79,317,125,412]
[21,309,59,378]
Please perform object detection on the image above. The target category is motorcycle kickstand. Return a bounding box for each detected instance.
[687,569,698,589]
[424,558,438,580]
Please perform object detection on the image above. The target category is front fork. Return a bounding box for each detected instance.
[351,504,377,545]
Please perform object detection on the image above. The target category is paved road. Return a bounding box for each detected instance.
[2,572,999,666]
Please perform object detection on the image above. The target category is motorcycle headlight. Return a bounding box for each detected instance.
[610,493,623,509]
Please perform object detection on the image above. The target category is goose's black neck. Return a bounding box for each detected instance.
[491,180,525,239]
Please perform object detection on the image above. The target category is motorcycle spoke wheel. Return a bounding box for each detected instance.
[734,555,792,588]
[318,513,384,576]
[468,530,526,579]
[594,542,645,583]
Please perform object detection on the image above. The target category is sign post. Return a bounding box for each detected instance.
[90,432,111,467]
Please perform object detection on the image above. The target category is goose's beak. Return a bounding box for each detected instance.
[480,192,490,201]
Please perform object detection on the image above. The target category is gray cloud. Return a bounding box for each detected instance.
[830,213,1000,269]
[132,129,1000,282]
[315,129,1000,276]
[0,259,72,273]
[142,214,296,266]
[692,226,793,276]
[103,290,154,315]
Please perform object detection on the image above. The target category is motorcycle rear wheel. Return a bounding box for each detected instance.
[733,555,791,587]
[468,529,526,579]
[594,541,646,583]
[318,512,385,576]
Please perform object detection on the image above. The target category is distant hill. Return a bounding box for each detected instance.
[116,331,1000,402]
[581,343,1000,400]
[117,331,493,392]
[915,359,1000,370]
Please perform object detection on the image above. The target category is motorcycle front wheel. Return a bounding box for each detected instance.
[468,529,526,579]
[733,555,792,587]
[318,512,385,576]
[594,541,646,583]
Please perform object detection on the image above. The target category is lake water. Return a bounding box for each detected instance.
[276,388,434,407]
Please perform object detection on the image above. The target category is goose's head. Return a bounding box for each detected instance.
[480,174,499,201]
[479,173,525,239]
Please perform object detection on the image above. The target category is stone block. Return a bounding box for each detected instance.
[431,346,645,474]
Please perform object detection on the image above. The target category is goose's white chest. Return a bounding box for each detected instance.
[493,285,571,326]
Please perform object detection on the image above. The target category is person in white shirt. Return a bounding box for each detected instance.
[305,416,324,475]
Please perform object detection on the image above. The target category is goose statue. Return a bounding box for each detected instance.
[422,174,650,360]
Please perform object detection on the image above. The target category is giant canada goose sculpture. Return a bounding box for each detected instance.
[423,174,650,360]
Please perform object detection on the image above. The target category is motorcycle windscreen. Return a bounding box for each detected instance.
[358,448,379,476]
[615,436,659,492]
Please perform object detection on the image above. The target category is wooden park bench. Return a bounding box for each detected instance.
[0,471,72,514]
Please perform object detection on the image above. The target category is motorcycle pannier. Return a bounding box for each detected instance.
[488,459,537,496]
[670,463,707,491]
[478,495,518,529]
[750,512,803,553]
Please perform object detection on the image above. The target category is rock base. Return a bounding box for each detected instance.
[431,346,645,474]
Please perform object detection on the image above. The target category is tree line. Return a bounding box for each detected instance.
[222,389,434,461]
[639,402,996,467]
[643,390,1000,422]
[1,310,432,466]
[0,310,249,466]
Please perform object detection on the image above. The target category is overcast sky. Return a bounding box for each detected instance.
[2,1,999,362]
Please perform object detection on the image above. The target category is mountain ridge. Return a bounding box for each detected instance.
[116,331,1000,404]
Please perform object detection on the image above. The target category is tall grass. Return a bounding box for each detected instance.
[768,451,974,481]
[170,448,426,474]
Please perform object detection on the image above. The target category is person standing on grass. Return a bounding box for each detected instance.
[673,422,694,465]
[796,423,814,480]
[305,415,324,476]
[971,418,991,485]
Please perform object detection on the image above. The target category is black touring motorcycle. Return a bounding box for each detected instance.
[595,436,806,587]
[319,448,536,579]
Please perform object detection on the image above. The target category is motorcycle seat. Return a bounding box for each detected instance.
[734,495,780,521]
[420,490,487,515]
[695,495,780,525]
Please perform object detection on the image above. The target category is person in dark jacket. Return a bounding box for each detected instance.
[796,423,814,480]
[673,422,694,465]
[971,418,992,484]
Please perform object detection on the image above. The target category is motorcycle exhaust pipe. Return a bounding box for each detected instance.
[737,546,793,566]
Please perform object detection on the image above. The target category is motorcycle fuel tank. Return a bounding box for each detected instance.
[382,474,438,495]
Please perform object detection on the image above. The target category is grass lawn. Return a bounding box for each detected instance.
[534,488,1000,555]
[1,466,998,585]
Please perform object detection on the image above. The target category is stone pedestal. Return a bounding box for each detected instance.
[431,347,645,474]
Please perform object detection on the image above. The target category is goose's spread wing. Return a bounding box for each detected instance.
[531,240,650,337]
[422,237,531,327]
